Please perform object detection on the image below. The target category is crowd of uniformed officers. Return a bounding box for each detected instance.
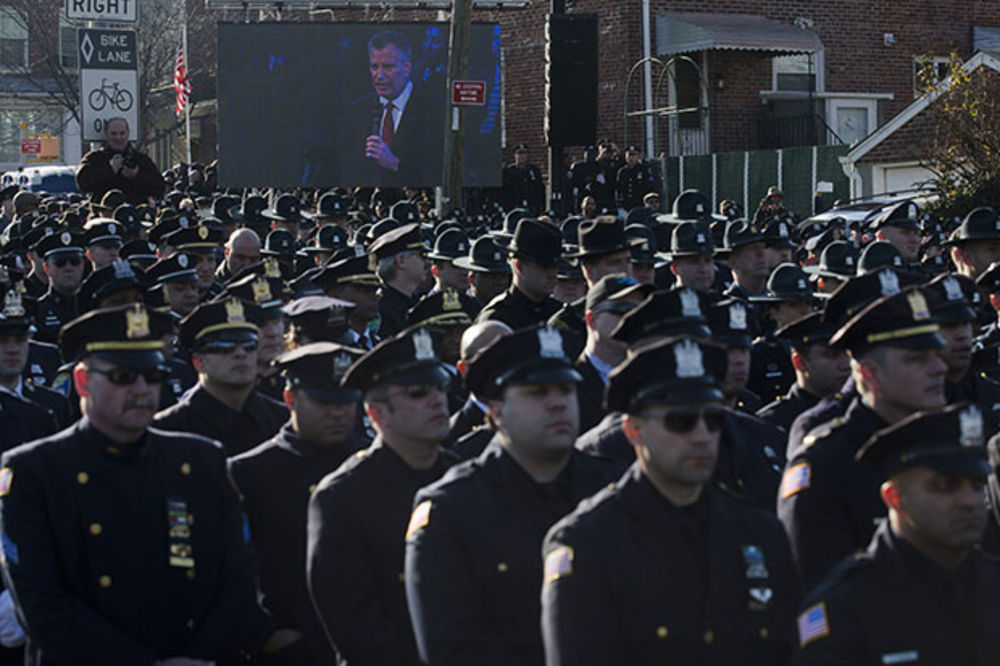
[0,131,998,665]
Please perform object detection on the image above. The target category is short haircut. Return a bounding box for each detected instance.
[368,31,412,63]
[105,117,129,133]
[376,254,399,283]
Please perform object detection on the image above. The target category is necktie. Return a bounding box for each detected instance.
[381,102,395,148]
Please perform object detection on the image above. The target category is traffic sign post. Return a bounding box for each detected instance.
[451,80,486,106]
[78,28,139,141]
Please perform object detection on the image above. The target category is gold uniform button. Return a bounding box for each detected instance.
[89,523,102,536]
[309,484,317,494]
[186,619,194,630]
[703,629,714,645]
[496,562,508,572]
[398,572,405,582]
[759,627,769,639]
[77,472,89,485]
[656,626,668,639]
[98,575,112,589]
[186,569,196,580]
[180,462,191,475]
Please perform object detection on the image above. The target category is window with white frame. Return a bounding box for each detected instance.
[60,18,77,70]
[773,52,824,93]
[0,7,27,70]
[913,56,951,97]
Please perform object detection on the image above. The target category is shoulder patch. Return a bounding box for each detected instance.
[544,545,574,583]
[406,500,432,539]
[0,467,11,497]
[797,602,830,647]
[780,462,811,499]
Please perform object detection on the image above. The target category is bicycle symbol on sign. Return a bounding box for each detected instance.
[88,79,133,112]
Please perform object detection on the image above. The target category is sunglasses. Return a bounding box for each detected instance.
[386,381,449,401]
[53,256,83,268]
[649,406,726,434]
[199,340,258,354]
[89,367,170,386]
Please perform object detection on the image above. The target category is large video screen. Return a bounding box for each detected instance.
[217,22,502,189]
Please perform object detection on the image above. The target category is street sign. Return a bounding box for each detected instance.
[78,28,139,141]
[452,80,486,106]
[66,0,137,23]
[20,138,41,154]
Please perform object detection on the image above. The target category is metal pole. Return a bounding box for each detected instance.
[183,22,192,164]
[438,0,472,218]
[547,0,566,216]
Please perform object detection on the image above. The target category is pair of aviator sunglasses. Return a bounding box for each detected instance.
[199,340,258,354]
[649,405,726,433]
[88,367,170,386]
[53,255,83,268]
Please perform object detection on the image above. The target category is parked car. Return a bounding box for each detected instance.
[1,165,80,194]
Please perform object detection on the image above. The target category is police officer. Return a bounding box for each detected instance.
[945,207,1000,280]
[161,224,225,301]
[446,320,512,452]
[405,325,622,665]
[542,336,799,665]
[778,285,948,591]
[146,253,201,319]
[371,223,429,339]
[794,403,1000,664]
[307,327,455,665]
[615,145,656,212]
[870,201,921,265]
[314,252,382,349]
[230,343,367,665]
[453,236,511,309]
[33,230,85,344]
[667,221,718,294]
[0,303,296,663]
[81,218,124,270]
[501,144,545,214]
[756,313,850,433]
[153,297,289,456]
[476,218,563,329]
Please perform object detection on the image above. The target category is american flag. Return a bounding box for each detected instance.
[173,36,191,115]
[797,603,830,647]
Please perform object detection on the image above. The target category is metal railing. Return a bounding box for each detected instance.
[758,114,845,149]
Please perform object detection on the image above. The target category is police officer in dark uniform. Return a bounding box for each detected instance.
[314,253,381,350]
[748,263,819,404]
[153,297,289,456]
[542,336,799,665]
[476,218,563,329]
[146,252,202,319]
[615,145,657,212]
[230,343,368,666]
[756,313,850,433]
[161,224,226,302]
[404,325,622,665]
[370,223,429,339]
[33,231,84,345]
[778,285,949,591]
[0,303,296,664]
[307,327,455,665]
[794,403,1000,664]
[501,144,545,214]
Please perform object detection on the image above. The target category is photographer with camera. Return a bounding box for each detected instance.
[76,117,165,207]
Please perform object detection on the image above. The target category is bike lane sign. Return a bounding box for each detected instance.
[78,28,139,141]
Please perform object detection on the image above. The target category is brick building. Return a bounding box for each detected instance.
[182,1,1000,182]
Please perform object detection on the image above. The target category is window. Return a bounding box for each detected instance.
[0,7,26,70]
[773,52,824,93]
[675,58,702,129]
[914,56,951,97]
[60,19,77,70]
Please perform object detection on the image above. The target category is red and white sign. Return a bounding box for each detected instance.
[452,80,486,106]
[20,138,42,155]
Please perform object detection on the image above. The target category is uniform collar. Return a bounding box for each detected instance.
[79,417,150,462]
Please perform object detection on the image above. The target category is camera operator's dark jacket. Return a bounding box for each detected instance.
[76,144,165,205]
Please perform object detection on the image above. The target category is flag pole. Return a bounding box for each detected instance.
[182,22,192,164]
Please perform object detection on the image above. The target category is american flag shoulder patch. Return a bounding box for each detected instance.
[780,462,812,499]
[544,545,574,583]
[798,602,830,647]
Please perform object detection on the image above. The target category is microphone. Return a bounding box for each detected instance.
[371,103,384,139]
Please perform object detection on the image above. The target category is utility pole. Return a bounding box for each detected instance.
[547,0,566,217]
[438,0,473,218]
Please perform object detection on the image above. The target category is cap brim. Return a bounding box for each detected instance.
[384,363,450,386]
[510,366,582,386]
[91,349,167,370]
[302,386,362,405]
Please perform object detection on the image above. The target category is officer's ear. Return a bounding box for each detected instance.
[991,293,1000,314]
[190,354,205,374]
[456,359,468,377]
[621,413,642,447]
[73,363,89,398]
[881,479,902,512]
[283,387,295,409]
[790,349,807,373]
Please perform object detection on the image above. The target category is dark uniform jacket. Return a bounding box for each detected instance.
[377,284,417,340]
[794,522,1000,665]
[778,398,888,593]
[19,382,70,430]
[501,163,545,214]
[306,439,455,666]
[785,378,855,461]
[33,289,77,345]
[153,384,289,457]
[447,397,487,446]
[0,420,272,664]
[476,285,562,331]
[574,354,608,434]
[947,369,1000,415]
[159,357,198,410]
[576,409,785,511]
[542,465,799,666]
[229,423,366,666]
[757,384,821,433]
[749,337,796,406]
[24,341,61,388]
[404,441,623,666]
[75,145,166,205]
[448,425,495,462]
[0,390,57,453]
[615,162,656,211]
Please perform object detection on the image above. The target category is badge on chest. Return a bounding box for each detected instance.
[167,498,194,568]
[742,544,772,611]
